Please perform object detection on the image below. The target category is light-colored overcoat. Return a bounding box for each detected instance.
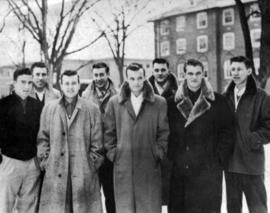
[104,81,169,213]
[37,97,103,213]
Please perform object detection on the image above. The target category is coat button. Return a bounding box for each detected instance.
[185,165,189,169]
[61,152,64,156]
[186,146,190,151]
[58,174,62,178]
[62,132,65,136]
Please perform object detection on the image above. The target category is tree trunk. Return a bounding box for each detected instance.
[117,62,124,86]
[53,62,63,90]
[258,1,270,89]
[235,0,255,73]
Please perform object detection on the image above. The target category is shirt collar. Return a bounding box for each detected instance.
[234,86,246,97]
[63,96,78,108]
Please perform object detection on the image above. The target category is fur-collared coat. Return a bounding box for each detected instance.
[82,78,117,114]
[167,78,235,213]
[37,97,103,213]
[104,80,169,213]
[224,75,270,175]
[148,73,178,100]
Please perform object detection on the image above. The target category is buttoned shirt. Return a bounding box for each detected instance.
[234,86,246,110]
[130,93,143,116]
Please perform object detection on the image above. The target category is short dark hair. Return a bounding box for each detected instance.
[13,68,32,81]
[152,58,169,68]
[125,63,145,77]
[92,62,110,74]
[230,56,252,69]
[60,70,80,84]
[183,59,204,73]
[31,62,47,74]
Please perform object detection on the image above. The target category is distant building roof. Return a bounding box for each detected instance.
[149,0,257,21]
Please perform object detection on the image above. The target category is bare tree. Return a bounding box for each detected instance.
[235,0,270,88]
[91,0,152,84]
[7,0,102,87]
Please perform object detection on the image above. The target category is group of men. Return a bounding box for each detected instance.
[0,56,269,213]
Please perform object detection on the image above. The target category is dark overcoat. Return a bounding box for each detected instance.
[167,78,235,213]
[224,75,270,175]
[104,81,169,213]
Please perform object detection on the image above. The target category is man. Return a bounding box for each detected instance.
[0,68,42,213]
[37,70,103,213]
[149,58,178,99]
[30,62,61,211]
[82,62,117,213]
[167,59,235,213]
[104,63,169,213]
[224,56,270,213]
[30,62,60,107]
[148,57,178,205]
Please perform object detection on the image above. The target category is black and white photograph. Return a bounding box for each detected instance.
[0,0,270,213]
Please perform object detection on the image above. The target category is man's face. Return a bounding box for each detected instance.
[185,65,204,91]
[230,62,251,87]
[60,75,80,99]
[93,67,108,88]
[32,67,48,90]
[126,69,145,96]
[153,63,169,83]
[14,74,33,100]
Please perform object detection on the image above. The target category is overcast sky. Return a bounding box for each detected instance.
[0,0,189,66]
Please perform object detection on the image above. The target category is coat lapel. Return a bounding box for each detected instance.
[175,78,215,127]
[118,80,155,121]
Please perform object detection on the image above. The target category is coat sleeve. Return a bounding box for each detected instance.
[245,91,270,150]
[104,99,117,162]
[155,98,169,161]
[37,104,51,171]
[0,99,7,153]
[217,96,235,169]
[89,105,104,170]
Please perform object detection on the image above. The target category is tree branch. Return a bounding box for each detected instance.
[65,32,104,55]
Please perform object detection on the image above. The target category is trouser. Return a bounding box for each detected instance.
[225,172,268,213]
[0,155,41,213]
[99,158,115,213]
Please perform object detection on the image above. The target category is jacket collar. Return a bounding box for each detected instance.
[118,80,155,104]
[148,73,178,97]
[175,78,215,127]
[224,75,258,97]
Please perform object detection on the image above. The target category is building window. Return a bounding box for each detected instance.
[197,12,208,29]
[224,60,232,79]
[197,35,208,52]
[160,20,170,35]
[250,28,261,48]
[176,16,186,32]
[249,3,261,21]
[176,38,187,55]
[223,8,234,25]
[223,32,235,50]
[254,58,260,75]
[202,61,209,78]
[160,41,170,56]
[177,63,185,81]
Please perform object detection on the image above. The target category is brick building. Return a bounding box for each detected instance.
[149,0,261,92]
